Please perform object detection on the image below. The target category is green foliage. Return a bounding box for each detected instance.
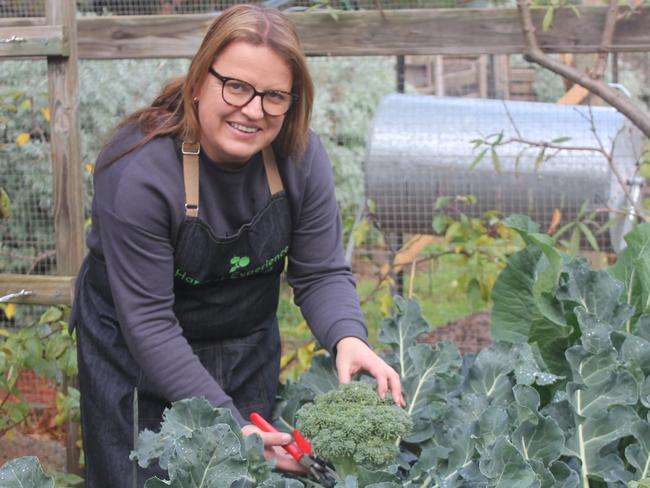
[0,81,54,273]
[294,382,412,477]
[130,398,301,488]
[487,216,650,486]
[14,231,650,487]
[0,59,189,273]
[0,306,77,436]
[309,57,396,216]
[431,195,523,307]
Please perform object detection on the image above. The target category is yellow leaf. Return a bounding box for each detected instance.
[15,132,30,146]
[85,163,94,174]
[40,106,50,122]
[379,293,393,318]
[297,343,314,369]
[4,303,15,320]
[0,188,11,219]
[280,351,296,369]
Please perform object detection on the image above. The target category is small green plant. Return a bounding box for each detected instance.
[431,195,522,306]
[0,305,78,437]
[294,381,412,478]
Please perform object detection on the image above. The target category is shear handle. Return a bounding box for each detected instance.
[249,412,304,462]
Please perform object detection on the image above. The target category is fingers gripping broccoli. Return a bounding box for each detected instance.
[295,382,412,478]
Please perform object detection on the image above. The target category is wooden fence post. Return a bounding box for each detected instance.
[45,0,84,479]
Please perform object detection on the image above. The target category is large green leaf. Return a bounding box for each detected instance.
[609,223,650,327]
[626,419,650,481]
[491,246,546,343]
[403,342,461,427]
[528,460,579,488]
[0,457,54,488]
[503,214,563,299]
[511,416,564,466]
[565,405,637,485]
[298,354,339,396]
[466,343,516,405]
[509,385,541,427]
[620,333,650,376]
[566,348,638,418]
[557,260,633,331]
[492,215,576,376]
[132,398,240,470]
[378,297,430,378]
[478,436,538,487]
[145,424,248,488]
[490,246,572,376]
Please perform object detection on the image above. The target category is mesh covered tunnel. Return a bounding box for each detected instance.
[364,94,643,252]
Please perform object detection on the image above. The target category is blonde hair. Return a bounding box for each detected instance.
[107,4,313,165]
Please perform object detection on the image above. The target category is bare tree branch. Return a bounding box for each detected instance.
[590,0,619,81]
[516,0,650,138]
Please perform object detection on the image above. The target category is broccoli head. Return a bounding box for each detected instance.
[295,381,412,478]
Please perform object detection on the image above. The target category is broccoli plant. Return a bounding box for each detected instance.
[294,381,412,478]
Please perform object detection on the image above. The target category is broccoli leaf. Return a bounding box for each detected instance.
[132,398,240,470]
[144,424,248,488]
[297,354,339,396]
[0,457,54,488]
[378,297,430,379]
[402,341,461,443]
[478,436,538,486]
[609,223,650,324]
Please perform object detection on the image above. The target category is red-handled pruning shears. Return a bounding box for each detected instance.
[250,412,338,486]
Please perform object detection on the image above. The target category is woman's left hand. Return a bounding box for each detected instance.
[335,336,406,407]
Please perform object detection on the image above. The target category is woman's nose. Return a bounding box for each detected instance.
[241,94,265,119]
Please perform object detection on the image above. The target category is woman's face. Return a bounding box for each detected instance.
[196,41,293,165]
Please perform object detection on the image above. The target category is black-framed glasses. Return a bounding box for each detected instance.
[208,68,298,117]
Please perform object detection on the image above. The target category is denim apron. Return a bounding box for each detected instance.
[73,142,290,487]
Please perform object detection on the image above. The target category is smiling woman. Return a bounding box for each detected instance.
[68,4,404,488]
[196,42,292,164]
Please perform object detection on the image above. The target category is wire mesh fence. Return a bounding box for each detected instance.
[0,0,503,18]
[1,41,649,335]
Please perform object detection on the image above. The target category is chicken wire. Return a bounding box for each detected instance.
[0,51,646,310]
[365,94,644,253]
[0,0,489,18]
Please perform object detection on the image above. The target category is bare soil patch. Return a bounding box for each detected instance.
[418,311,491,354]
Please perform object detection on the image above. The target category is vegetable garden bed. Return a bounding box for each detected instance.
[6,215,650,487]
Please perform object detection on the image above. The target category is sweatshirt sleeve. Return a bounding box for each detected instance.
[286,134,368,355]
[92,138,247,425]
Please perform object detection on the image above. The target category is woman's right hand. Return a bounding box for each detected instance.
[241,424,308,474]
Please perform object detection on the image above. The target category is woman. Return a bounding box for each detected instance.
[71,4,404,487]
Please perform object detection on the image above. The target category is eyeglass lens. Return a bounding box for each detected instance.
[222,79,293,116]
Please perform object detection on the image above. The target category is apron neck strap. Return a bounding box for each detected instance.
[181,142,200,218]
[261,146,283,196]
[181,142,284,218]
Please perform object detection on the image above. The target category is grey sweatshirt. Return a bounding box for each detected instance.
[86,127,367,424]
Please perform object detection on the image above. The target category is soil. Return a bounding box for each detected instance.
[417,311,492,354]
[0,432,66,472]
[0,372,67,473]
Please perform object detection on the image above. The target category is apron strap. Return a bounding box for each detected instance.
[181,142,200,218]
[181,142,283,218]
[262,146,284,195]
